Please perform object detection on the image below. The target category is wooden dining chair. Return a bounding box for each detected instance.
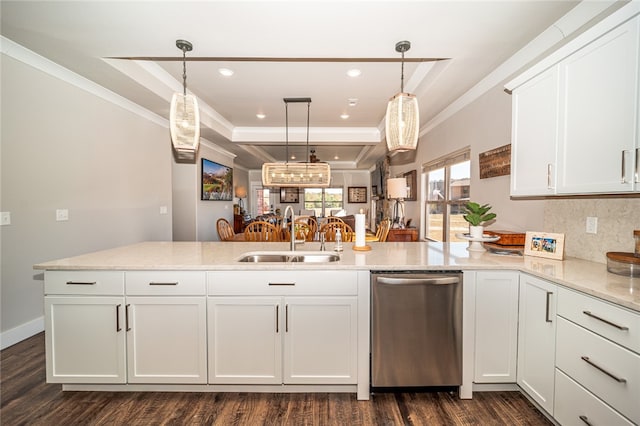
[243,221,282,242]
[216,218,235,241]
[295,216,318,241]
[319,221,353,242]
[372,218,391,242]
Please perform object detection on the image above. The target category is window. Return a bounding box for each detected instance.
[255,188,271,215]
[423,148,470,242]
[303,187,343,217]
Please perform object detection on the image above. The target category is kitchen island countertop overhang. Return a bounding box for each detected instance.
[34,241,640,312]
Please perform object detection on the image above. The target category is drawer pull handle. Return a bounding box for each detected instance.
[268,282,296,286]
[582,311,629,331]
[545,292,553,323]
[116,304,122,332]
[581,356,627,383]
[276,305,279,333]
[286,304,289,333]
[125,304,131,331]
[66,281,96,285]
[579,415,593,426]
[149,282,178,286]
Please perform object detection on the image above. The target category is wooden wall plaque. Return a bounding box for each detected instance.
[479,144,511,179]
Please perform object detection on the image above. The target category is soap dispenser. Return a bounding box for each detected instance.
[334,229,343,252]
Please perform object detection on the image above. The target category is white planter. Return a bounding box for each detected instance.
[469,225,484,238]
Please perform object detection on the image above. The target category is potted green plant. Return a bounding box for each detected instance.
[463,202,496,238]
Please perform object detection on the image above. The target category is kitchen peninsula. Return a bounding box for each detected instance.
[35,241,640,423]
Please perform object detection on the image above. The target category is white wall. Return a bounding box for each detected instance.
[1,52,172,348]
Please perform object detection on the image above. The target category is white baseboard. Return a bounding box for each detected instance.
[1,316,44,350]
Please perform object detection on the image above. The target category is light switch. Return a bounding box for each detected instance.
[159,206,168,215]
[586,216,598,234]
[1,212,10,226]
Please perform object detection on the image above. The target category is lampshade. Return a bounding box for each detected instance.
[169,39,200,162]
[387,177,408,199]
[262,97,331,188]
[385,92,419,152]
[262,162,331,188]
[386,40,419,152]
[235,186,247,198]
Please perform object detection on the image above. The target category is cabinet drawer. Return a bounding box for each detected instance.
[556,317,640,424]
[557,287,640,353]
[554,369,634,426]
[208,271,358,296]
[126,271,206,295]
[45,271,124,295]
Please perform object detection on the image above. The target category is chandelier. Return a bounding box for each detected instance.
[262,98,331,188]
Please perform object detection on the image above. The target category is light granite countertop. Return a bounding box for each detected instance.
[34,241,640,312]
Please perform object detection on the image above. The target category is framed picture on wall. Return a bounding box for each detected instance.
[279,187,299,203]
[348,186,367,203]
[201,158,233,201]
[403,170,417,201]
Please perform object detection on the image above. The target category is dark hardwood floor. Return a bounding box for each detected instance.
[1,333,552,425]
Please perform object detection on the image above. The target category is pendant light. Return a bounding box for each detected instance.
[262,98,331,188]
[385,40,419,152]
[170,39,200,162]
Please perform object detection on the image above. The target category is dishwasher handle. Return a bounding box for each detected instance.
[376,276,459,286]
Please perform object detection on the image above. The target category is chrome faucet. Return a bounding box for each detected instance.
[283,205,296,252]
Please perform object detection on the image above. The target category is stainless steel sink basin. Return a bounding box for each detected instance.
[237,251,340,263]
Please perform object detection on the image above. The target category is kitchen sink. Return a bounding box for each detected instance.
[237,251,340,263]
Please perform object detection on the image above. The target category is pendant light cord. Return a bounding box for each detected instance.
[285,101,289,164]
[182,49,187,96]
[400,49,405,93]
[306,101,310,164]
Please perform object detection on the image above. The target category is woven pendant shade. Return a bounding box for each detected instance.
[386,40,419,153]
[385,92,419,152]
[170,93,200,161]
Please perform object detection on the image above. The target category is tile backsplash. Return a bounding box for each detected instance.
[544,198,640,264]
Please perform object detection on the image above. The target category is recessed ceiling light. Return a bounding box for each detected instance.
[346,69,361,78]
[218,68,234,77]
[348,98,358,107]
[256,113,266,119]
[340,114,350,120]
[291,155,296,160]
[334,155,340,160]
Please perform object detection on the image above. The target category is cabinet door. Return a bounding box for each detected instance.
[511,65,560,196]
[45,296,126,383]
[283,296,358,384]
[558,16,639,194]
[517,274,557,414]
[474,271,519,383]
[208,297,282,384]
[126,296,207,384]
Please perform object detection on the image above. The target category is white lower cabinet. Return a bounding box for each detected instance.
[45,295,126,383]
[555,287,640,425]
[554,369,634,426]
[517,274,557,414]
[126,296,207,384]
[207,271,359,386]
[473,271,519,383]
[44,271,207,385]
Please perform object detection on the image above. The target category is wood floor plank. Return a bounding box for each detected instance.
[1,333,552,425]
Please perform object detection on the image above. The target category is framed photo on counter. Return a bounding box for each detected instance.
[524,231,565,260]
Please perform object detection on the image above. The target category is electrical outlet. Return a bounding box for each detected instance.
[56,209,69,222]
[586,216,598,234]
[1,212,11,226]
[159,206,168,215]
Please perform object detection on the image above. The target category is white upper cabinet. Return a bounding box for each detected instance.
[508,9,640,196]
[510,66,561,196]
[558,16,639,194]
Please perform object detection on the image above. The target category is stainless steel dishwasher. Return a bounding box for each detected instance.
[371,271,463,389]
